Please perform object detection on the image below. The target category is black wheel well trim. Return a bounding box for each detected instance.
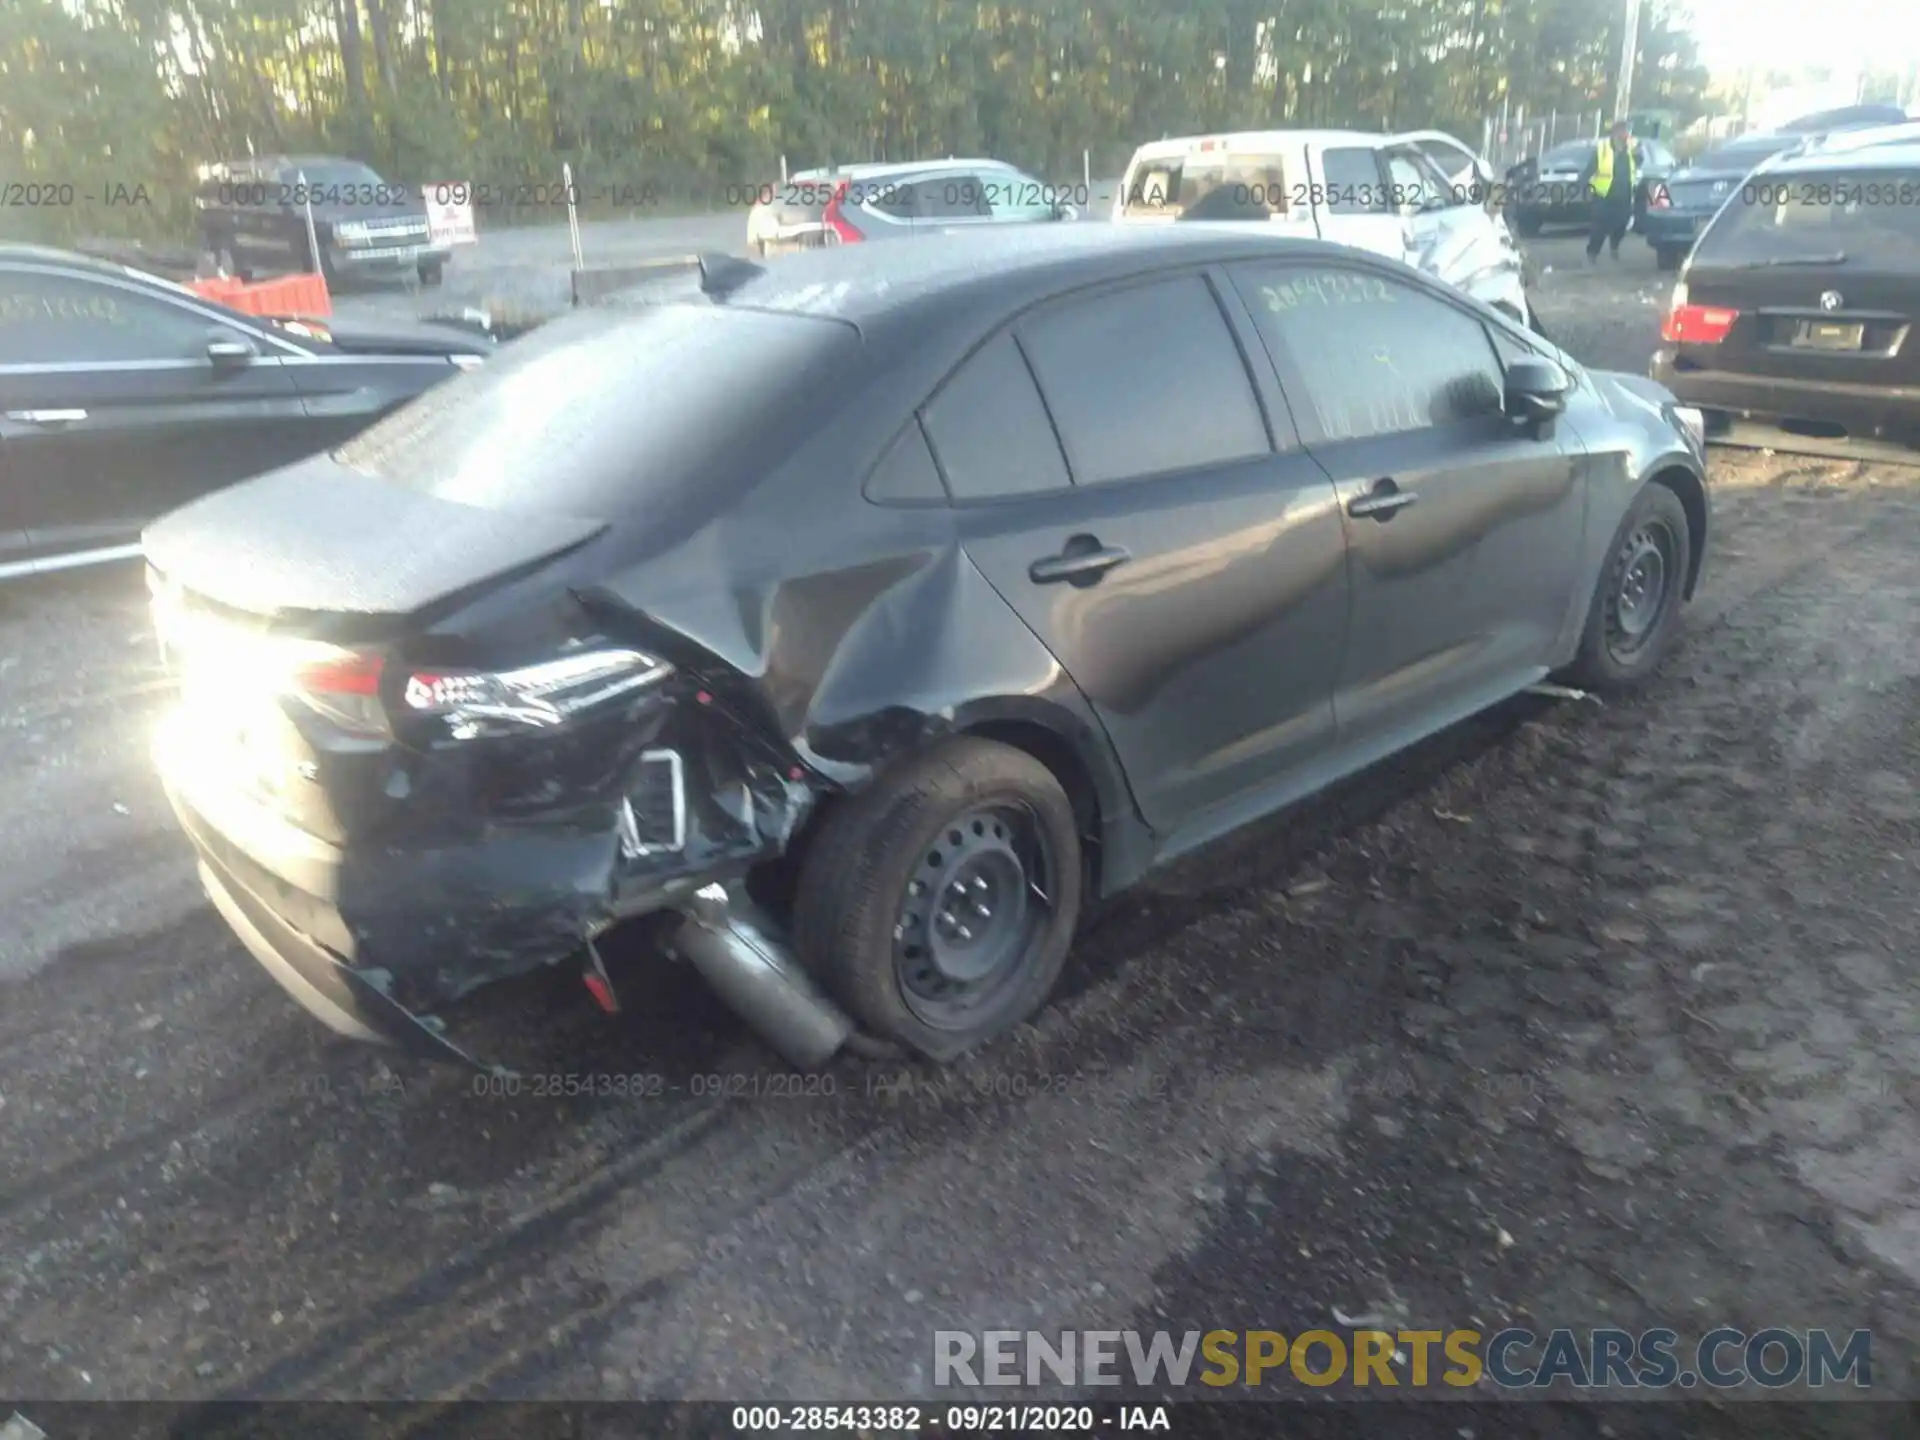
[791,699,1148,902]
[1646,463,1708,599]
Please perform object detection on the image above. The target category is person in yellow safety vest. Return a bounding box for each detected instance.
[1578,118,1641,264]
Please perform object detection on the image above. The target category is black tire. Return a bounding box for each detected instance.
[417,259,445,287]
[1514,210,1543,238]
[792,737,1083,1063]
[1564,483,1692,693]
[1655,245,1684,272]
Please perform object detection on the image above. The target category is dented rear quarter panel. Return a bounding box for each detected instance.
[557,307,1146,885]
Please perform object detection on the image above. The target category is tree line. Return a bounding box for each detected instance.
[2,0,1715,242]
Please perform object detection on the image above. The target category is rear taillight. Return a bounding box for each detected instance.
[401,648,672,740]
[1662,283,1738,344]
[821,180,862,244]
[288,649,389,737]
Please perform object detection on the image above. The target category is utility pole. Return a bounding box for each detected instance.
[1615,0,1642,120]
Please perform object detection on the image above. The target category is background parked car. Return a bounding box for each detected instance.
[1504,136,1678,235]
[1773,103,1911,135]
[0,245,489,579]
[142,225,1707,1072]
[1650,131,1920,464]
[1640,132,1813,270]
[1113,128,1542,332]
[743,159,1078,255]
[195,155,451,287]
[1643,113,1920,270]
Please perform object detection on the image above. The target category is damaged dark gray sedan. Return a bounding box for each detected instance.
[145,226,1711,1073]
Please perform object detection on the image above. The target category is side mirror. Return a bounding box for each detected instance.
[1504,356,1570,437]
[206,334,255,369]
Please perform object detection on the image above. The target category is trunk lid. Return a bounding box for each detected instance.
[142,457,607,622]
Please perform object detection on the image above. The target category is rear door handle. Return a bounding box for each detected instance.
[5,409,88,427]
[1029,538,1132,586]
[1347,478,1418,520]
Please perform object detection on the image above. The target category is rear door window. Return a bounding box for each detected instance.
[916,176,990,219]
[1320,147,1389,213]
[1701,168,1920,269]
[921,334,1070,500]
[1121,152,1288,220]
[864,419,949,504]
[1016,272,1272,486]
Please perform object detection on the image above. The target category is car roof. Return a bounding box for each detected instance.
[788,159,1022,182]
[0,243,183,288]
[1124,130,1386,165]
[610,225,1395,343]
[1763,138,1920,175]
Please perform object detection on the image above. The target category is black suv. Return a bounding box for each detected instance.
[1651,127,1920,462]
[194,156,450,287]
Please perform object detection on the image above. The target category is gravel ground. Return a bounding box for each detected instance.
[4,232,1920,1420]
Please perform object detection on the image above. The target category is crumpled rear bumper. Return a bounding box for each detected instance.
[154,695,816,1064]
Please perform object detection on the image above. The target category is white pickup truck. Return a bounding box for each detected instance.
[1113,128,1540,332]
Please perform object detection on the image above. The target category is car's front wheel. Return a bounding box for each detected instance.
[1564,483,1692,692]
[792,738,1083,1062]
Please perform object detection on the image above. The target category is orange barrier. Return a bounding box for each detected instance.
[187,271,332,319]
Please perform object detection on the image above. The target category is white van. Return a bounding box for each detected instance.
[1113,128,1539,330]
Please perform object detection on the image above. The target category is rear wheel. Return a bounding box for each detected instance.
[1514,210,1543,237]
[417,259,445,287]
[792,738,1083,1062]
[1655,245,1684,272]
[1564,483,1692,692]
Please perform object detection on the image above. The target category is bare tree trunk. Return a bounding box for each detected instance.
[431,0,454,100]
[334,0,371,123]
[366,0,397,97]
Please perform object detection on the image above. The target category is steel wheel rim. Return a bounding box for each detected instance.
[1606,521,1675,659]
[894,804,1053,1030]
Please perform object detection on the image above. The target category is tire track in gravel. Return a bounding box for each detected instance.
[1128,471,1920,1412]
[10,465,1915,1405]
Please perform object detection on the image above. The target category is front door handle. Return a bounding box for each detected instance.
[5,409,88,427]
[1030,536,1132,586]
[1347,478,1418,521]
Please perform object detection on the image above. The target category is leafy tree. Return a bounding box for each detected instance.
[1,0,1712,243]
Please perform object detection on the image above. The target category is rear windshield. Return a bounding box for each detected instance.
[1697,139,1794,170]
[1540,143,1593,169]
[1120,152,1289,219]
[332,301,859,518]
[287,160,388,188]
[1702,168,1920,267]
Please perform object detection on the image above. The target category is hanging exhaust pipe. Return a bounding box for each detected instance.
[666,882,853,1070]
